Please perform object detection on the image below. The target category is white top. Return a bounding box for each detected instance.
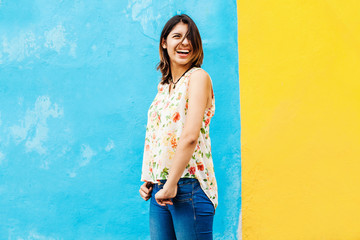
[141,67,218,209]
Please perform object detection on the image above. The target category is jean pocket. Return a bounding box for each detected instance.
[174,183,193,202]
[174,192,192,202]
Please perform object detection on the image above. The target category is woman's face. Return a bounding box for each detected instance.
[162,22,193,68]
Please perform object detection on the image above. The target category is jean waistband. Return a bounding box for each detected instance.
[158,178,198,185]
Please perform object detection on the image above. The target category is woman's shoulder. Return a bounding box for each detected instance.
[190,67,209,76]
[188,67,211,83]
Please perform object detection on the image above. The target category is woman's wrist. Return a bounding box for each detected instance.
[164,178,178,189]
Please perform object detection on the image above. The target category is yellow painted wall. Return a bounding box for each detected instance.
[238,1,360,239]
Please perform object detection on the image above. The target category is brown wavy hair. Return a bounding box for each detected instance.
[157,14,204,85]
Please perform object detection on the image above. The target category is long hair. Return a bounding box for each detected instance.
[157,14,204,85]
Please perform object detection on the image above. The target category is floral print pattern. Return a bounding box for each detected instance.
[141,67,218,209]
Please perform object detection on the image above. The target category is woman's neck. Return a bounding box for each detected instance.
[170,63,192,82]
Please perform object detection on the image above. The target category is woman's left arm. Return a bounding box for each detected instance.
[155,70,211,206]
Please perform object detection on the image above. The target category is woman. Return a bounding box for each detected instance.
[139,14,218,240]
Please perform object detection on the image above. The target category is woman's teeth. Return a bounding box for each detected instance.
[177,50,190,54]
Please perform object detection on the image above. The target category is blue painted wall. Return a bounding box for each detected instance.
[0,0,240,239]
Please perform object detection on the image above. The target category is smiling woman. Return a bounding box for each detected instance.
[161,22,194,69]
[139,14,218,240]
[156,14,204,87]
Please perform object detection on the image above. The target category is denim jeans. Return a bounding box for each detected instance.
[149,178,215,240]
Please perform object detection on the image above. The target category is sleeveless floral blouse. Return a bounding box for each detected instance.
[141,67,218,209]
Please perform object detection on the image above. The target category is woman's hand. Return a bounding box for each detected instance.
[139,181,153,201]
[155,182,178,206]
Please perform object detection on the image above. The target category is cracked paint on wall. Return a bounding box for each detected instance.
[44,24,67,53]
[0,0,240,239]
[68,144,96,178]
[0,151,4,165]
[124,0,162,40]
[8,229,58,240]
[105,139,115,152]
[0,24,77,64]
[10,96,63,155]
[2,32,38,62]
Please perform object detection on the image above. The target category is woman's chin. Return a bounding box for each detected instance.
[171,59,192,68]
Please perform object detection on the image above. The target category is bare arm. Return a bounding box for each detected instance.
[155,69,211,206]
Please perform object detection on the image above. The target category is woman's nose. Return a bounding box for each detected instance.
[182,37,189,45]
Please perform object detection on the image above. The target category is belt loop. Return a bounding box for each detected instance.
[192,180,195,195]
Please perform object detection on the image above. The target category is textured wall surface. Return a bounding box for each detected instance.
[0,0,241,239]
[238,0,360,239]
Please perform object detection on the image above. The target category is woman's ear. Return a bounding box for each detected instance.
[162,39,167,49]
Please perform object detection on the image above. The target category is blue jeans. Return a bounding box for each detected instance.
[149,178,215,240]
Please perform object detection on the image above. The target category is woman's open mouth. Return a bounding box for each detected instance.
[176,50,191,58]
